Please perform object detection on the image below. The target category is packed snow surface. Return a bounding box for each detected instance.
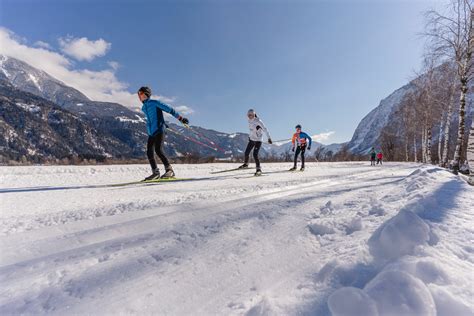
[0,162,472,315]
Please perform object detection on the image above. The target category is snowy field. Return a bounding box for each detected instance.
[0,162,473,315]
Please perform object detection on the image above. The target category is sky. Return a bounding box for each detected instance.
[0,0,445,144]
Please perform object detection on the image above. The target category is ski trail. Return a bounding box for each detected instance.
[0,163,415,315]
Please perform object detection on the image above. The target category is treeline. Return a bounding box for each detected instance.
[380,0,473,173]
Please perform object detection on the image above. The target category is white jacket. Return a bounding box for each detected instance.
[248,116,271,142]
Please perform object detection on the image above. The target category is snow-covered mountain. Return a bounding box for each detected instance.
[347,67,473,158]
[0,55,89,106]
[263,135,342,159]
[0,79,130,162]
[347,83,416,154]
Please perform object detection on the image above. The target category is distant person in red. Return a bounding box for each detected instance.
[376,151,383,165]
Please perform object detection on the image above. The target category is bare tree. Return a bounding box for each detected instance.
[425,0,474,172]
[467,118,474,183]
[313,146,324,162]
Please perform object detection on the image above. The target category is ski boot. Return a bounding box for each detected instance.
[238,164,249,169]
[254,168,262,176]
[289,167,297,171]
[300,167,305,171]
[144,169,160,181]
[161,167,175,179]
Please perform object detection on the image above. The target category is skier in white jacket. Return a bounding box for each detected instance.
[239,109,273,176]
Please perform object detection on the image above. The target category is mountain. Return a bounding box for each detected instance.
[347,83,416,154]
[0,79,131,163]
[0,55,89,106]
[347,66,473,158]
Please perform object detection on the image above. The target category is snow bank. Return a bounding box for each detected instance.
[326,166,473,316]
[345,216,363,235]
[429,285,472,316]
[364,270,436,316]
[368,209,430,261]
[308,222,336,236]
[328,287,378,316]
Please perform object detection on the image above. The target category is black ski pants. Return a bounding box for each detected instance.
[147,132,170,171]
[294,145,306,168]
[244,139,262,169]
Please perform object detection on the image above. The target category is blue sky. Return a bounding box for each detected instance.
[0,0,443,144]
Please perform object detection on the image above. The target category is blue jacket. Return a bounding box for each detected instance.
[292,131,312,148]
[141,98,181,136]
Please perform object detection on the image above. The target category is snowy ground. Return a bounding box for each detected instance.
[0,162,473,315]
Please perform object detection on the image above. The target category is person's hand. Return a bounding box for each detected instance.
[308,146,311,151]
[291,147,295,152]
[179,117,189,125]
[268,138,273,144]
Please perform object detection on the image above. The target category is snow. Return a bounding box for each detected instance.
[0,54,11,78]
[15,102,41,114]
[28,73,42,92]
[0,162,472,315]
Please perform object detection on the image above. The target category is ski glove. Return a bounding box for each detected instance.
[179,116,189,125]
[292,147,295,152]
[268,138,273,144]
[307,146,311,151]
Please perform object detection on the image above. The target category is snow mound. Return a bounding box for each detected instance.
[320,201,334,215]
[365,270,436,316]
[345,217,363,235]
[368,203,386,216]
[429,285,472,316]
[308,222,336,236]
[328,287,378,316]
[383,257,450,285]
[368,209,430,261]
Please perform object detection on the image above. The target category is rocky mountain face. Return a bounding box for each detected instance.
[0,80,130,163]
[347,68,473,159]
[347,83,416,154]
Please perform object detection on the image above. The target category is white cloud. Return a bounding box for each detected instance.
[0,27,192,114]
[174,105,194,116]
[59,36,111,61]
[107,61,120,70]
[34,41,51,49]
[312,131,335,144]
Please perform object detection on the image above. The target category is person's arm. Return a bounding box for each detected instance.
[154,100,189,124]
[257,118,272,143]
[291,133,297,151]
[305,133,312,149]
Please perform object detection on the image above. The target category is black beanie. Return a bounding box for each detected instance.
[138,86,152,98]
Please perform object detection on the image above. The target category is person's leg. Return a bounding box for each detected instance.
[294,147,301,168]
[253,141,262,169]
[301,146,306,168]
[147,136,158,171]
[153,132,171,169]
[244,140,255,165]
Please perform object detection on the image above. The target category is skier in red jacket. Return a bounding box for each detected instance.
[376,151,383,165]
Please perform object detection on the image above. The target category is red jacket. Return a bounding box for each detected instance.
[377,152,383,159]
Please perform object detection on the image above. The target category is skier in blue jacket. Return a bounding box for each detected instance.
[290,124,312,171]
[138,86,189,180]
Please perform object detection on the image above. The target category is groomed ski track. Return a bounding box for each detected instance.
[0,162,472,315]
